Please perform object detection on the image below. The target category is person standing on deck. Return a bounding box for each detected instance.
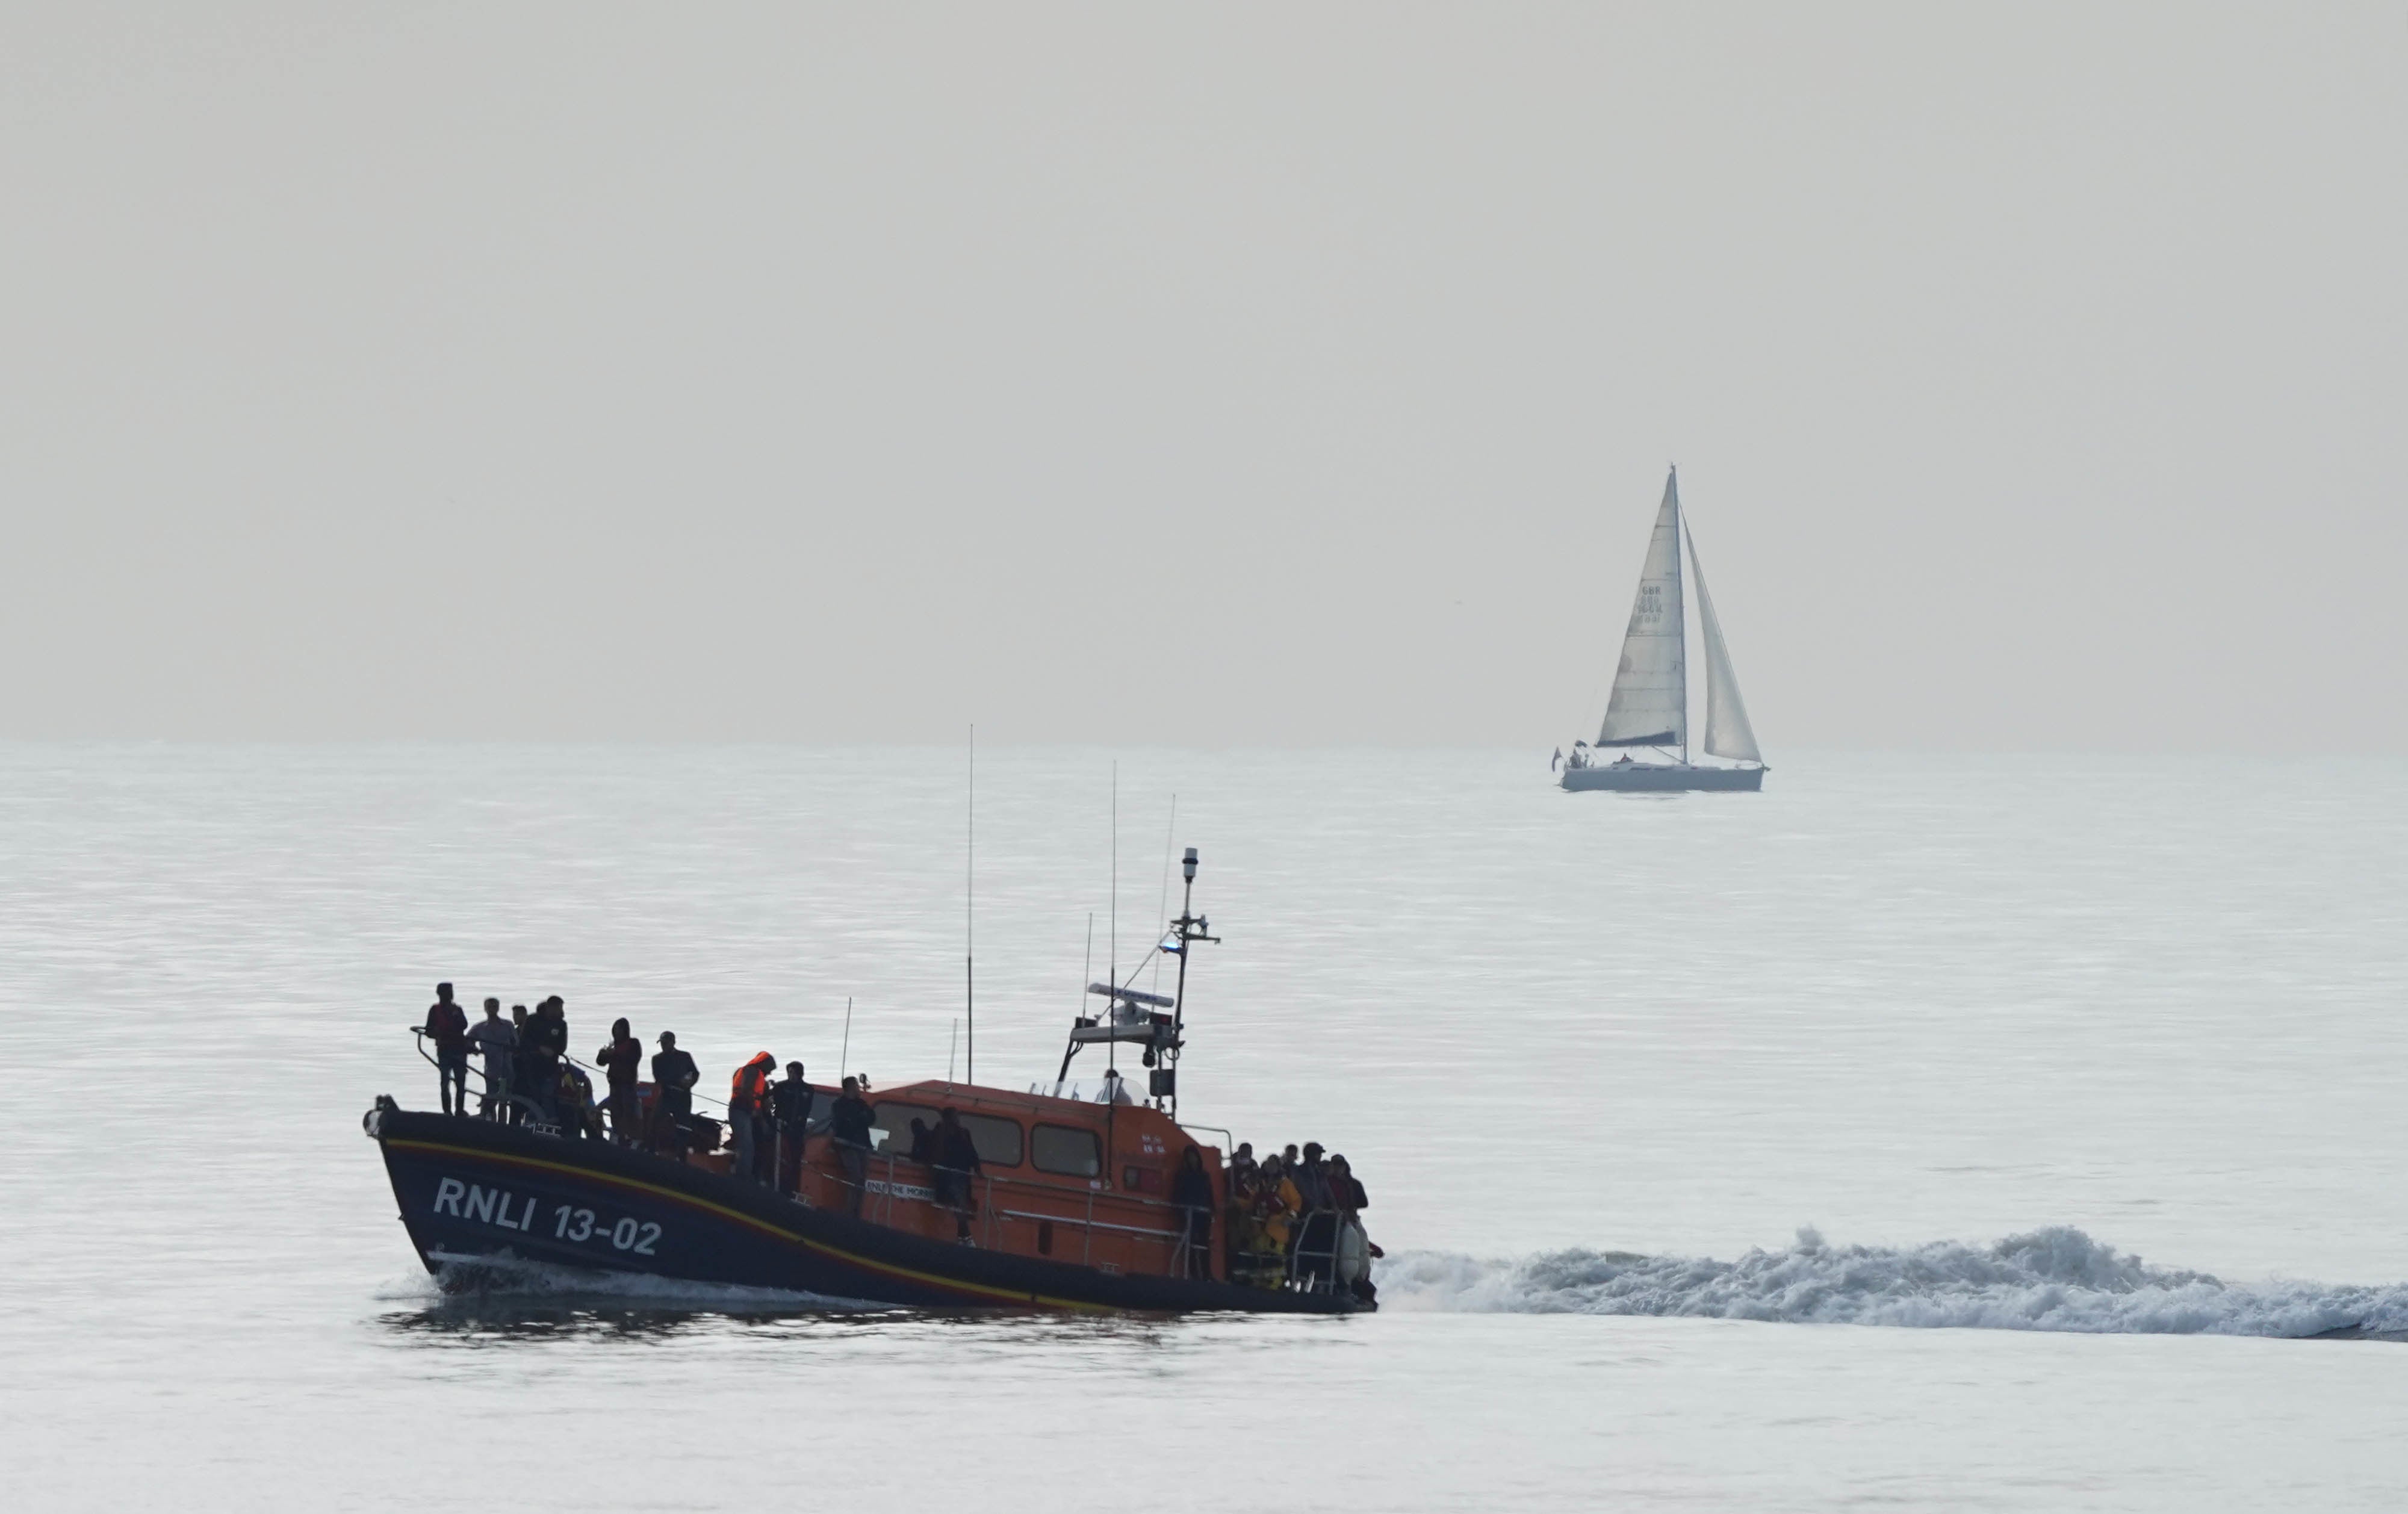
[1293,1142,1337,1289]
[526,998,569,1122]
[932,1107,982,1241]
[728,1052,775,1185]
[770,1061,814,1194]
[1253,1154,1302,1270]
[1171,1145,1215,1281]
[506,1006,534,1125]
[423,984,468,1116]
[595,1018,643,1147]
[467,997,515,1120]
[651,1031,699,1150]
[828,1076,874,1217]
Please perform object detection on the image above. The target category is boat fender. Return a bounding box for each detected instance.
[362,1094,397,1138]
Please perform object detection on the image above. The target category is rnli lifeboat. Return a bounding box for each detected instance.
[364,848,1376,1314]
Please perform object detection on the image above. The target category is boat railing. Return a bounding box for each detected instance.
[849,1150,1211,1278]
[410,1028,745,1142]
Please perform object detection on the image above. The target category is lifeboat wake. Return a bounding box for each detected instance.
[1374,1226,2408,1339]
[409,1253,874,1311]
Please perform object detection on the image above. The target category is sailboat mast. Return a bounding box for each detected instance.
[1672,465,1687,767]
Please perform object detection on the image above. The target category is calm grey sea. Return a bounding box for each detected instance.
[5,745,2407,1512]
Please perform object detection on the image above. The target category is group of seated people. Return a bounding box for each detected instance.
[1217,1140,1378,1301]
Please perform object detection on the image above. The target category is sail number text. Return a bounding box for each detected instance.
[431,1176,661,1256]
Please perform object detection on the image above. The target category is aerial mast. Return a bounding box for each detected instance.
[1160,846,1219,1118]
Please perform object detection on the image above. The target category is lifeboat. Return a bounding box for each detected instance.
[364,848,1375,1314]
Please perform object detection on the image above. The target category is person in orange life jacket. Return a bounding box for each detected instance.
[769,1061,814,1194]
[1170,1145,1215,1280]
[727,1053,775,1185]
[423,983,469,1116]
[1252,1155,1302,1266]
[932,1107,982,1240]
[828,1077,875,1217]
[595,1018,643,1147]
[1224,1155,1262,1275]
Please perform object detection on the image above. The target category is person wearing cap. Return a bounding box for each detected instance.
[422,983,469,1117]
[769,1061,815,1194]
[651,1030,699,1125]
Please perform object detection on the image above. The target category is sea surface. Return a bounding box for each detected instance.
[5,745,2407,1512]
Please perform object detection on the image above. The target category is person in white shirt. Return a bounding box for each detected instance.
[466,997,518,1121]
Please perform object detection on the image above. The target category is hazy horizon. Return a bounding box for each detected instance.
[7,5,2403,752]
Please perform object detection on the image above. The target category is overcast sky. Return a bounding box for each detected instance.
[4,5,2402,749]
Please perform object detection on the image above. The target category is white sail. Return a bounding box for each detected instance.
[1686,522,1761,764]
[1595,470,1686,749]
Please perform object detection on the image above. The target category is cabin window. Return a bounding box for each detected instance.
[868,1102,943,1155]
[1031,1123,1101,1178]
[960,1113,1023,1168]
[867,1102,1023,1167]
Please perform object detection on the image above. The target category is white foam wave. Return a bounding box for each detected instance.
[422,1253,871,1311]
[1374,1226,2408,1338]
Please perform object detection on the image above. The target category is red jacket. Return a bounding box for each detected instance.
[425,1001,468,1053]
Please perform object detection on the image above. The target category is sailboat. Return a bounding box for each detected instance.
[1558,467,1767,792]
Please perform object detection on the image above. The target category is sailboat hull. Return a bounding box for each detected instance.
[1561,763,1764,792]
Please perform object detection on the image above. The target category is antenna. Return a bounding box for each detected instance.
[949,1017,959,1084]
[965,724,975,1086]
[839,996,852,1079]
[1151,795,1178,995]
[1108,763,1118,1076]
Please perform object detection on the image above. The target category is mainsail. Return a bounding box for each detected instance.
[1686,523,1761,763]
[1595,470,1686,749]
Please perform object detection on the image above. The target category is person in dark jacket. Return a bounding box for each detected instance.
[905,1117,936,1162]
[1170,1145,1216,1280]
[650,1031,700,1156]
[595,1017,644,1147]
[423,984,469,1116]
[651,1032,698,1117]
[557,1062,600,1140]
[932,1107,982,1240]
[769,1061,814,1194]
[1292,1141,1337,1290]
[507,1005,535,1124]
[828,1076,875,1217]
[523,998,569,1124]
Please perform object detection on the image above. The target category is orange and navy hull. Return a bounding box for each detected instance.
[368,1106,1367,1314]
